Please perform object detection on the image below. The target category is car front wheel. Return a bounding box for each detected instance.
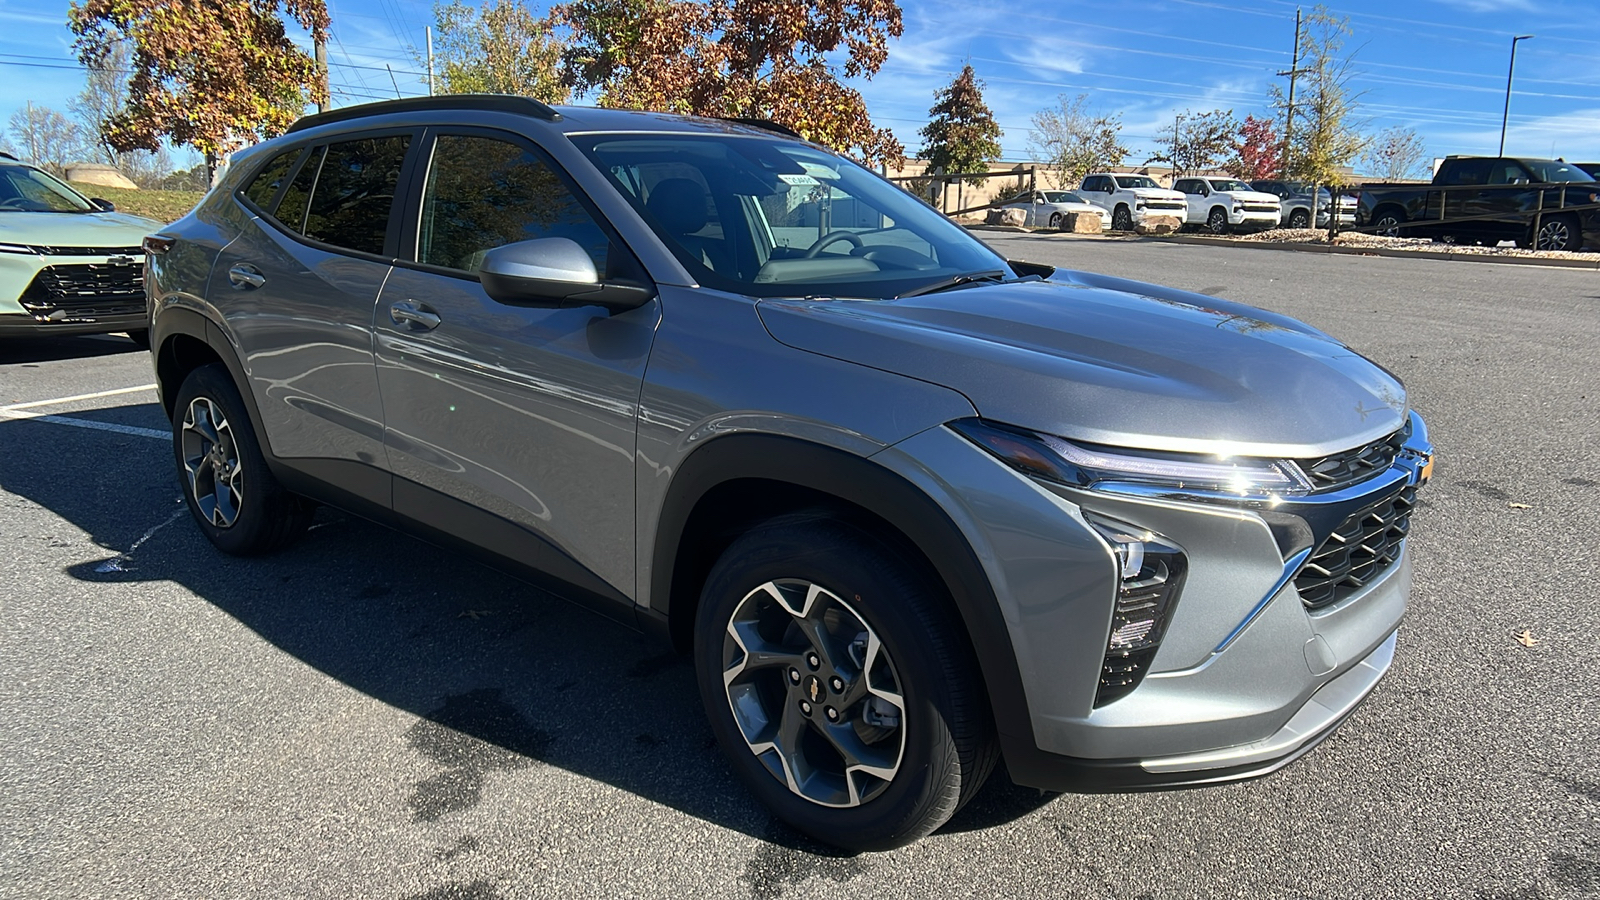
[693,514,996,851]
[1205,207,1230,235]
[1287,208,1310,229]
[172,364,314,555]
[1111,205,1133,231]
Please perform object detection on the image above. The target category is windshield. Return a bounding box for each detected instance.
[573,133,1009,299]
[1113,176,1159,189]
[1043,191,1083,203]
[1523,159,1595,183]
[0,165,94,212]
[1208,179,1253,192]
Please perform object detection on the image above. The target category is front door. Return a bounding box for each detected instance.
[373,130,660,616]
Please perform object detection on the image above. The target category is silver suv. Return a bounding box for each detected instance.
[145,96,1433,851]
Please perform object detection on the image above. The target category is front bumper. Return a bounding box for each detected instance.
[1133,205,1187,223]
[1231,209,1282,229]
[874,411,1431,791]
[0,248,147,338]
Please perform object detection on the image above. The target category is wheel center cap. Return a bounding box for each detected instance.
[803,675,824,705]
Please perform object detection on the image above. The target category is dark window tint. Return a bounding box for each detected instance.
[302,135,409,255]
[1443,158,1491,185]
[275,146,324,233]
[241,149,300,211]
[418,135,610,275]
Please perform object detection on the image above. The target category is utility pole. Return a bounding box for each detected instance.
[1171,112,1184,181]
[24,100,37,163]
[426,26,435,96]
[1499,34,1534,156]
[314,37,328,113]
[1276,7,1304,175]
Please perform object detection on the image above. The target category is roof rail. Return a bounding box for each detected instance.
[286,95,561,135]
[721,117,804,140]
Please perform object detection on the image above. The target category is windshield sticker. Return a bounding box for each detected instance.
[777,173,822,186]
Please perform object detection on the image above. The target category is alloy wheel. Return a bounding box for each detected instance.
[181,396,244,528]
[1112,206,1132,231]
[1206,208,1228,234]
[720,579,906,808]
[1049,212,1063,229]
[1536,219,1573,251]
[1288,209,1310,229]
[1374,214,1402,238]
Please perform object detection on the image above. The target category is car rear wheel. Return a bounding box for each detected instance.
[693,513,996,851]
[1205,207,1230,235]
[1111,205,1133,231]
[1287,208,1310,229]
[172,364,314,555]
[1532,214,1579,252]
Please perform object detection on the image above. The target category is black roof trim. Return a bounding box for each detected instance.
[286,95,561,135]
[720,118,804,140]
[0,151,17,161]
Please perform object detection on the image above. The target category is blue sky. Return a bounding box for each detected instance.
[2,0,1598,171]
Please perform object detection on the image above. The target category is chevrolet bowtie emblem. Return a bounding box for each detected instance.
[806,677,822,703]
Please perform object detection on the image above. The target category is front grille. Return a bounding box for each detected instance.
[1242,203,1278,212]
[32,245,144,258]
[1295,426,1408,492]
[19,262,145,322]
[1296,484,1414,610]
[1145,201,1184,210]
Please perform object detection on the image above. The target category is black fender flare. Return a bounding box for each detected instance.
[151,306,271,458]
[647,432,1037,753]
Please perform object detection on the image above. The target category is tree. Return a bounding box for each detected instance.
[68,39,131,166]
[1227,114,1279,181]
[918,65,1002,187]
[428,0,568,101]
[7,105,87,174]
[1363,126,1427,181]
[558,0,906,166]
[68,0,331,178]
[1270,5,1367,189]
[1027,93,1128,189]
[1145,108,1237,179]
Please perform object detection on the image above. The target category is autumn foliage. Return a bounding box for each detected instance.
[69,0,331,171]
[918,65,1002,185]
[558,0,906,166]
[1229,114,1280,181]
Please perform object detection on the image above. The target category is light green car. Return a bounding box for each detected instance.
[0,155,165,346]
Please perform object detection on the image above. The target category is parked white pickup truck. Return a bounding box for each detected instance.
[1078,173,1188,231]
[1173,177,1283,234]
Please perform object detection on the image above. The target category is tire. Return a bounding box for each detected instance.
[1532,214,1580,252]
[172,364,314,555]
[1048,212,1063,229]
[1287,208,1310,229]
[1372,207,1406,238]
[125,329,151,350]
[1205,207,1230,235]
[693,513,997,851]
[1111,205,1133,231]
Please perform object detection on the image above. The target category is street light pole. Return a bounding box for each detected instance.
[1499,34,1534,156]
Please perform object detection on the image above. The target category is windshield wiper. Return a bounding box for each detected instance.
[895,269,1010,299]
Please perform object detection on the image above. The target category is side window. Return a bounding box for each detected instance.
[1447,159,1491,185]
[302,135,410,255]
[1488,162,1531,185]
[418,134,611,275]
[241,149,301,211]
[274,146,324,233]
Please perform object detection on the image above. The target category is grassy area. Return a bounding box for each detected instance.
[81,185,207,224]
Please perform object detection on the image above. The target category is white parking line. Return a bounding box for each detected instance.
[0,383,158,411]
[0,408,168,440]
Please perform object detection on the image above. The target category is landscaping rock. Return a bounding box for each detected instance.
[1135,215,1182,235]
[1064,212,1102,234]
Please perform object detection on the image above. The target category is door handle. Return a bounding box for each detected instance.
[389,299,441,331]
[227,264,266,290]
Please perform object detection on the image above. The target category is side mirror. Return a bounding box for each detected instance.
[90,198,116,212]
[1034,197,1045,204]
[478,237,654,313]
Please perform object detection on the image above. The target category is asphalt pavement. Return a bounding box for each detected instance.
[2,240,1597,899]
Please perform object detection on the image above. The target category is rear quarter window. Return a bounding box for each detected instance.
[301,135,410,256]
[240,149,302,211]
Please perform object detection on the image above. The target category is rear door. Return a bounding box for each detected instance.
[210,131,418,505]
[372,127,660,617]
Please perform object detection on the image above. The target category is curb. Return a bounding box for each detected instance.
[1137,233,1600,270]
[966,223,1600,269]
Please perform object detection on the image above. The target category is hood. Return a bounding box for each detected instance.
[0,211,164,249]
[1217,190,1281,204]
[756,271,1406,458]
[1127,187,1185,201]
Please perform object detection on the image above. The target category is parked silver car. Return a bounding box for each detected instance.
[146,97,1433,851]
[995,189,1109,229]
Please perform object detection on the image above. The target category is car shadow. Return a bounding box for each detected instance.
[0,332,145,364]
[0,406,1055,850]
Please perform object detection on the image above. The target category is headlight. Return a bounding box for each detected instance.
[951,418,1315,497]
[0,242,36,254]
